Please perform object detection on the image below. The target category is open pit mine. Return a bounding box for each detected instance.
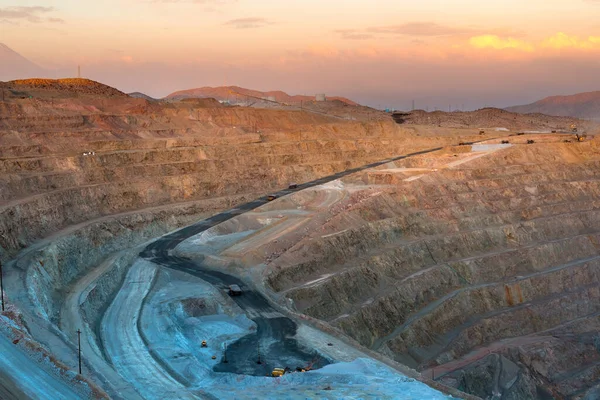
[0,79,599,400]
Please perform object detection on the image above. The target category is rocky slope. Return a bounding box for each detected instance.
[2,79,598,399]
[397,108,589,131]
[264,137,600,399]
[0,80,493,399]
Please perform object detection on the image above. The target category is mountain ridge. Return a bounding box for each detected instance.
[165,85,359,105]
[0,43,46,81]
[506,91,600,119]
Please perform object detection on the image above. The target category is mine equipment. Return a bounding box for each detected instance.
[304,357,319,372]
[267,194,277,201]
[517,132,525,136]
[201,340,207,347]
[272,368,286,377]
[564,140,572,143]
[288,183,298,189]
[228,284,242,296]
[571,124,578,133]
[479,130,485,135]
[501,140,510,144]
[576,134,586,142]
[527,140,535,144]
[211,355,217,360]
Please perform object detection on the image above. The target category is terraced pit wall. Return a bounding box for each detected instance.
[0,98,485,348]
[265,139,600,398]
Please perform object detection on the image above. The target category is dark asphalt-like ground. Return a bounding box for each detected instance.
[139,147,444,376]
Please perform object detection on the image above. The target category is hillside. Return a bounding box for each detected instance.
[506,91,600,119]
[0,43,46,81]
[166,85,358,105]
[0,79,487,400]
[128,92,159,101]
[396,107,587,131]
[0,79,128,102]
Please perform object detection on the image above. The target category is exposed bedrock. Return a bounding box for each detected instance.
[267,140,600,399]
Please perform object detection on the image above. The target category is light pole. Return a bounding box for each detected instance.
[77,329,82,374]
[256,341,262,364]
[0,260,4,312]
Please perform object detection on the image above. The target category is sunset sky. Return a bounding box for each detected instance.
[1,0,600,109]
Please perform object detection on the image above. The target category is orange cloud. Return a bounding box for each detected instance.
[541,32,600,49]
[469,35,534,52]
[469,32,600,53]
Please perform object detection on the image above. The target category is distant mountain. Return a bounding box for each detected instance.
[128,92,158,101]
[165,86,359,106]
[506,91,600,119]
[0,43,46,81]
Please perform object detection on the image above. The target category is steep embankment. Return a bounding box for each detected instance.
[0,82,490,398]
[0,89,485,261]
[265,137,600,399]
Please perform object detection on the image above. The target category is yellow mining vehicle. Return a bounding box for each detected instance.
[272,368,286,377]
[201,340,207,348]
[576,133,586,142]
[571,124,578,133]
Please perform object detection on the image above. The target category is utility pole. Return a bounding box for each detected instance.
[0,260,4,312]
[77,329,82,374]
[256,341,262,364]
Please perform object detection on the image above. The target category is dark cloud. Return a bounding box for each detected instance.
[0,6,62,23]
[223,17,273,29]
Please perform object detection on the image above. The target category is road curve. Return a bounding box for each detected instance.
[139,146,451,377]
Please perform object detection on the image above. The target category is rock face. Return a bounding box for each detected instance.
[0,86,484,261]
[3,81,599,399]
[266,139,600,399]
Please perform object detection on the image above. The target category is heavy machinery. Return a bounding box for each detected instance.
[228,284,242,296]
[527,139,535,144]
[201,340,207,348]
[571,124,578,133]
[272,368,286,377]
[576,133,586,142]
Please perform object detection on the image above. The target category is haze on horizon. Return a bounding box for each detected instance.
[1,0,599,110]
